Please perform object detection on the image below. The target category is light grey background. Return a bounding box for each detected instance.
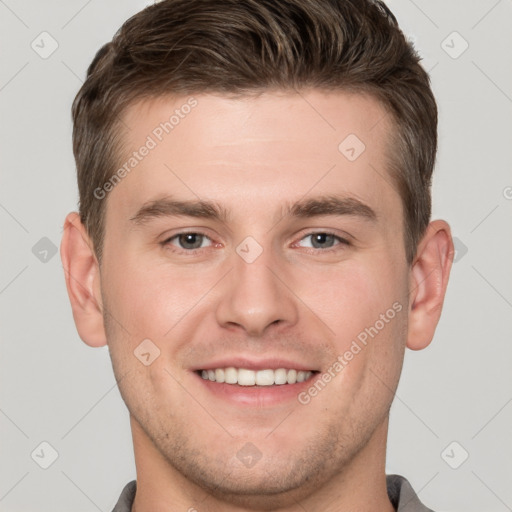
[1,1,511,511]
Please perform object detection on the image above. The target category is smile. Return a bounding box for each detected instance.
[198,367,317,386]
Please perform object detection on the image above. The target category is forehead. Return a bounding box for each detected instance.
[107,90,401,227]
[123,89,391,157]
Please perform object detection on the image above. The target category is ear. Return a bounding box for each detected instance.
[60,212,107,347]
[406,219,454,351]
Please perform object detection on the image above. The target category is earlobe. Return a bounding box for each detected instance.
[406,220,454,351]
[60,212,107,347]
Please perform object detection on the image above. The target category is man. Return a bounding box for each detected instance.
[60,0,454,510]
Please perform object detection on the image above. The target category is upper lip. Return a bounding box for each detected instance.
[191,357,318,372]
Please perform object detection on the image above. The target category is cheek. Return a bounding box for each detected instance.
[338,261,407,393]
[101,253,211,342]
[299,257,405,347]
[299,254,408,406]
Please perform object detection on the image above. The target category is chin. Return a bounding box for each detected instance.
[183,460,323,509]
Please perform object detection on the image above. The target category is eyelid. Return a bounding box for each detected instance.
[160,229,351,256]
[160,227,214,242]
[161,230,217,252]
[293,231,351,250]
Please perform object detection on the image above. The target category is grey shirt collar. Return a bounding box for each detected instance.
[112,474,434,512]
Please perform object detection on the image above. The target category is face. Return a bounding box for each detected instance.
[100,91,410,503]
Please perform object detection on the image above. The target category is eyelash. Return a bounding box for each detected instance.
[161,231,351,254]
[294,232,352,253]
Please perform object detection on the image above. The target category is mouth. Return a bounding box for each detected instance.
[196,367,319,386]
[191,357,322,406]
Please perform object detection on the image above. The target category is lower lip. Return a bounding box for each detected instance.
[194,372,318,407]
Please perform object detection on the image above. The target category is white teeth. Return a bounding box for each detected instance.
[224,367,237,384]
[237,368,256,386]
[255,369,275,386]
[199,367,314,386]
[274,368,288,385]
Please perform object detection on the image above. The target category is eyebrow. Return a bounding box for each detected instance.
[287,195,377,222]
[130,197,230,224]
[129,194,377,225]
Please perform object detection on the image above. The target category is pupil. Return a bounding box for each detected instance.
[312,233,333,248]
[180,233,202,249]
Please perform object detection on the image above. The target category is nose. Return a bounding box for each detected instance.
[215,244,299,337]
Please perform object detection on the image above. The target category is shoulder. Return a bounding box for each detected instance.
[111,480,137,512]
[386,474,436,512]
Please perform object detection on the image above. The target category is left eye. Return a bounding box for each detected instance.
[167,233,212,250]
[297,233,348,249]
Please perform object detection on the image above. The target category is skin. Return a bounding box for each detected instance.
[61,90,453,511]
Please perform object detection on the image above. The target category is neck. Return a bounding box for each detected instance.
[130,416,395,512]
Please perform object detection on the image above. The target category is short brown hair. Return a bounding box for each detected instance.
[72,0,437,265]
